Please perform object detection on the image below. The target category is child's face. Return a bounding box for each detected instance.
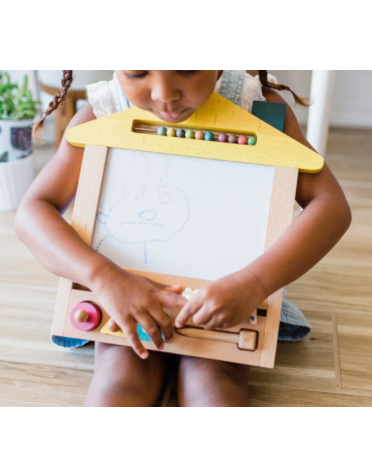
[116,70,222,123]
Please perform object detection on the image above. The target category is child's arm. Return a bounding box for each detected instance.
[15,104,186,358]
[176,90,352,329]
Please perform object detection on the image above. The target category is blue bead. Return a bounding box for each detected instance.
[157,127,167,136]
[176,129,185,138]
[204,132,214,141]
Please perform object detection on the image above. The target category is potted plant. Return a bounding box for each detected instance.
[0,72,40,211]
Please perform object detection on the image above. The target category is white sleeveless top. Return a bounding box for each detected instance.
[86,71,277,119]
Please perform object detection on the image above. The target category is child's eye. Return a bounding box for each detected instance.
[124,71,148,80]
[177,71,199,76]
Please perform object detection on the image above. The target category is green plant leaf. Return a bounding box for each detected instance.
[17,75,27,99]
[0,72,39,120]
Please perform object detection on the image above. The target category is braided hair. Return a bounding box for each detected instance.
[33,70,74,138]
[258,70,310,107]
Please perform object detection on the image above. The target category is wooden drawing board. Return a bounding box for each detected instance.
[52,93,323,368]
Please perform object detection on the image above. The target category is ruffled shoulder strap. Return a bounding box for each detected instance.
[240,72,278,113]
[86,80,117,118]
[86,73,132,117]
[216,70,277,113]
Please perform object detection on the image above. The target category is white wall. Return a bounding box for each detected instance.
[271,70,372,128]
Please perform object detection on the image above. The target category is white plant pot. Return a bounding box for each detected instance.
[38,70,114,90]
[0,154,35,211]
[0,119,33,162]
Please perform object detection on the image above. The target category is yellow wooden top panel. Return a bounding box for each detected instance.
[66,92,324,173]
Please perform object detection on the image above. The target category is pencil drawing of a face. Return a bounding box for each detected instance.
[94,151,190,264]
[96,185,189,263]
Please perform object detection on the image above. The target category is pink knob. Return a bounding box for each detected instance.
[70,302,102,332]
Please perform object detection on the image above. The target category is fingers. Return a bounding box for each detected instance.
[136,311,165,350]
[191,305,215,327]
[158,290,187,309]
[148,305,174,342]
[175,296,203,328]
[121,320,149,360]
[147,279,182,294]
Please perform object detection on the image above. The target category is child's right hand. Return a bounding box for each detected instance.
[90,263,187,359]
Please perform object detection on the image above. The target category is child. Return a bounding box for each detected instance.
[15,71,351,407]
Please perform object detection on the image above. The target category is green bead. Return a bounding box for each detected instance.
[157,127,167,136]
[185,130,195,139]
[204,132,214,141]
[176,129,185,138]
[248,136,257,145]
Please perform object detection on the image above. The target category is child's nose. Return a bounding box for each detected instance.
[138,210,157,221]
[151,81,180,103]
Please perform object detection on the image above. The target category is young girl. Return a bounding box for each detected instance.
[15,70,351,407]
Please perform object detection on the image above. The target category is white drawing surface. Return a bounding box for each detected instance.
[91,148,274,281]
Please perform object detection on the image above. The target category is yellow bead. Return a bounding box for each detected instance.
[167,128,176,137]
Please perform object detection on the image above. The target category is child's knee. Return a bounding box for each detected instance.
[85,343,167,407]
[178,356,250,407]
[88,370,153,406]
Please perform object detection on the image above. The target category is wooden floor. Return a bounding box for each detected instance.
[1,128,371,406]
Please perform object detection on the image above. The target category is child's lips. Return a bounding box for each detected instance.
[156,109,186,119]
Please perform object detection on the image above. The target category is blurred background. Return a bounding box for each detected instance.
[5,70,372,137]
[4,70,372,144]
[1,70,371,406]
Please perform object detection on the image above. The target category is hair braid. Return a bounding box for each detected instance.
[33,70,74,139]
[258,70,310,107]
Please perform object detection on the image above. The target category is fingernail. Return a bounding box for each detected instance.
[175,321,181,328]
[158,344,165,350]
[141,351,149,359]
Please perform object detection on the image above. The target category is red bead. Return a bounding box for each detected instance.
[238,135,248,145]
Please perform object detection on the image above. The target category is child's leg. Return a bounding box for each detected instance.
[178,356,250,407]
[84,342,168,407]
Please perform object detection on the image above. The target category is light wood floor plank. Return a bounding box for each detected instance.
[0,361,90,407]
[287,259,372,316]
[337,313,372,393]
[248,385,372,407]
[0,233,60,288]
[250,312,337,392]
[0,284,94,371]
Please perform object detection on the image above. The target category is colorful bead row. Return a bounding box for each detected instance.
[157,127,257,145]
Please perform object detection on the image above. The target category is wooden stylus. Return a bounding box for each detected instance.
[176,327,257,351]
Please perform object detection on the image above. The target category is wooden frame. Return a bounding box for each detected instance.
[52,93,322,369]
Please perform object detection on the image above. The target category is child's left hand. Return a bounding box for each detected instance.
[175,269,266,330]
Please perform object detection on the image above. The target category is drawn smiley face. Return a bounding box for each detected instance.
[104,185,190,245]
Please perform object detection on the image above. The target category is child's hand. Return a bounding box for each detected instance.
[175,269,265,330]
[90,264,186,359]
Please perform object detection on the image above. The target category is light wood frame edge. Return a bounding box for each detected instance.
[52,145,109,337]
[260,166,299,368]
